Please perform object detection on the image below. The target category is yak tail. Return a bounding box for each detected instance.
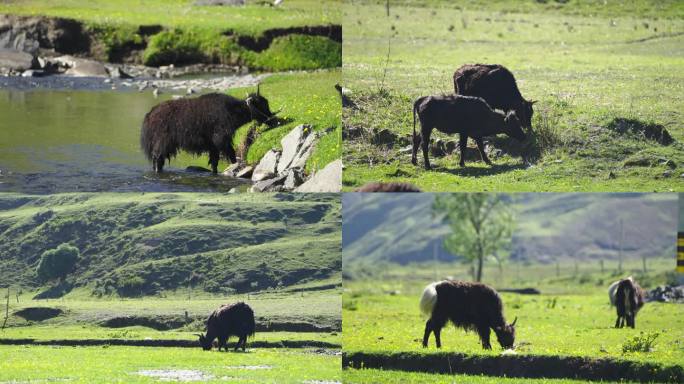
[412,102,419,149]
[420,281,440,318]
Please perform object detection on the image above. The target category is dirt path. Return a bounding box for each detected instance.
[343,351,683,383]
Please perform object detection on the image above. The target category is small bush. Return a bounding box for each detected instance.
[117,276,146,297]
[248,35,341,71]
[622,332,659,353]
[143,29,206,66]
[36,244,79,282]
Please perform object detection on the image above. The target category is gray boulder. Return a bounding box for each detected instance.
[289,132,317,170]
[252,150,280,181]
[236,166,254,179]
[294,159,342,193]
[54,56,108,77]
[284,168,305,190]
[0,49,37,70]
[277,124,312,174]
[251,174,287,193]
[222,163,242,177]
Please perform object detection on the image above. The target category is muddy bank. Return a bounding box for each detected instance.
[0,338,340,349]
[343,351,684,383]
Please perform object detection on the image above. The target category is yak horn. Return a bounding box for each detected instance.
[272,107,283,115]
[256,83,260,96]
[530,100,538,105]
[511,317,518,326]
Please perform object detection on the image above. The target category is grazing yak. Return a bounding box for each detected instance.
[141,88,277,174]
[420,280,517,350]
[453,63,537,129]
[355,182,422,192]
[197,302,255,351]
[412,94,526,170]
[608,277,645,329]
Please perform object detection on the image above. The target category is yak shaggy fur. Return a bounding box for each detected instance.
[198,302,256,352]
[421,280,517,350]
[453,63,536,129]
[141,92,274,173]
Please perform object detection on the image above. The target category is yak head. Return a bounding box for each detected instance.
[494,317,517,349]
[516,100,537,130]
[246,84,279,126]
[503,111,526,141]
[196,333,212,351]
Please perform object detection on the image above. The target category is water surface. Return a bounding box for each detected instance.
[0,86,250,193]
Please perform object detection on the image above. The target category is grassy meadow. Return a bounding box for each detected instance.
[0,346,341,384]
[230,70,342,174]
[0,0,342,70]
[342,0,684,191]
[342,259,684,381]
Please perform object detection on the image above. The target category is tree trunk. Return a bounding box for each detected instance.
[476,253,484,282]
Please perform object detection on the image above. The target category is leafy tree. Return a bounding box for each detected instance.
[36,244,79,282]
[432,194,515,282]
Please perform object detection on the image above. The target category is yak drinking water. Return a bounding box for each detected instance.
[141,88,276,174]
[453,63,537,129]
[412,94,526,169]
[608,277,645,329]
[197,302,255,351]
[420,280,517,350]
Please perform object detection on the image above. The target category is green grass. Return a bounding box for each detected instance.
[230,70,342,173]
[342,0,684,191]
[0,0,340,37]
[342,261,684,370]
[343,369,628,384]
[0,192,341,295]
[0,346,341,383]
[0,0,341,70]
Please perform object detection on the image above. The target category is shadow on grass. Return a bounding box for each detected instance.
[606,118,674,145]
[426,162,527,177]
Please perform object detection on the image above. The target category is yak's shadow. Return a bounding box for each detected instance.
[263,116,295,130]
[427,162,527,177]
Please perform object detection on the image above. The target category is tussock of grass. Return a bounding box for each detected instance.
[247,35,342,71]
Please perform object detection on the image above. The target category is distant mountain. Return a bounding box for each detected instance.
[342,193,677,266]
[0,193,341,295]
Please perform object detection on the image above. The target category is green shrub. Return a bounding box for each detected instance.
[143,29,206,66]
[248,35,341,71]
[36,243,79,282]
[117,276,146,297]
[622,332,659,353]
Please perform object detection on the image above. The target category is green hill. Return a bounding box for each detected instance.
[342,193,677,267]
[0,192,341,297]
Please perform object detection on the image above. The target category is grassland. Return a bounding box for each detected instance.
[230,70,342,173]
[342,0,684,191]
[0,0,341,70]
[342,260,683,381]
[343,369,629,384]
[0,192,341,296]
[0,346,341,383]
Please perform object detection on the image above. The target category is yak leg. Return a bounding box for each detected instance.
[422,128,432,170]
[411,133,421,166]
[209,150,220,174]
[226,145,237,164]
[153,156,164,173]
[614,315,621,328]
[477,325,492,350]
[458,134,468,167]
[240,336,247,351]
[475,137,492,165]
[422,319,433,347]
[218,336,227,351]
[628,312,635,329]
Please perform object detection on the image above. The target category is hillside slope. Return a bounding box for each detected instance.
[342,193,677,266]
[0,192,341,296]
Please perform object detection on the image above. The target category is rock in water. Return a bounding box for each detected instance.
[0,49,37,71]
[295,159,342,193]
[252,150,280,181]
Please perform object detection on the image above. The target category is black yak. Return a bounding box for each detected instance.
[420,280,517,350]
[609,277,645,329]
[411,94,525,170]
[453,63,537,129]
[141,88,276,173]
[355,182,422,192]
[197,302,255,351]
